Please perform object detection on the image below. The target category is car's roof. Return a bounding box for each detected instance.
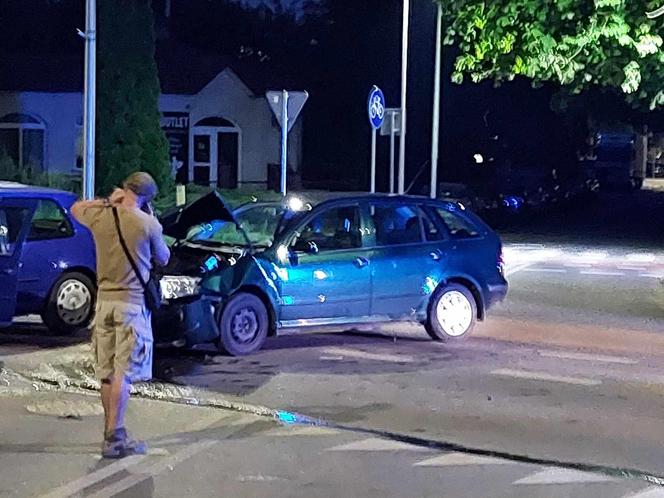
[238,193,452,210]
[0,181,78,200]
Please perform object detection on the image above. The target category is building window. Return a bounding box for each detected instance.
[0,113,45,173]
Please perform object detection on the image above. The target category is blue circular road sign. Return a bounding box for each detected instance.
[368,86,386,130]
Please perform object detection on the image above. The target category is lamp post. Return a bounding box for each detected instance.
[430,2,442,199]
[398,0,410,194]
[82,0,97,200]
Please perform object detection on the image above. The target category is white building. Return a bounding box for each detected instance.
[0,46,302,189]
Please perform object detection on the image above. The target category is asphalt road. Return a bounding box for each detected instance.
[1,190,664,497]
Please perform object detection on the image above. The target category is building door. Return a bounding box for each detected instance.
[217,132,238,189]
[190,119,241,188]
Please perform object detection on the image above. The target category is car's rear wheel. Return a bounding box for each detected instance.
[425,283,477,342]
[42,272,96,335]
[218,293,268,356]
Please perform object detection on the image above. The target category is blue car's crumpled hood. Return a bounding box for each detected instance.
[160,191,237,241]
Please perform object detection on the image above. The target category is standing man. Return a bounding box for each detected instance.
[72,172,170,458]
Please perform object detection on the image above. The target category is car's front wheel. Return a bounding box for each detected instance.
[218,293,269,356]
[425,283,477,342]
[42,272,96,335]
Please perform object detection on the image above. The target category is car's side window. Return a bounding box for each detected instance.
[370,204,423,246]
[419,207,444,242]
[27,200,73,241]
[291,206,362,252]
[0,206,31,256]
[435,208,480,239]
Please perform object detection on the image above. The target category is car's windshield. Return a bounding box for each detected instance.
[189,204,288,248]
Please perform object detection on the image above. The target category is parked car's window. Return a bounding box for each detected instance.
[292,206,361,252]
[436,208,480,239]
[28,200,73,241]
[0,207,31,256]
[370,204,422,246]
[421,208,443,242]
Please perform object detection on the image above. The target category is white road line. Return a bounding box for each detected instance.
[627,254,656,263]
[86,440,218,498]
[505,263,533,277]
[617,266,648,271]
[327,438,428,452]
[322,347,416,363]
[522,268,567,273]
[580,270,626,276]
[265,426,340,437]
[37,456,147,498]
[622,487,664,497]
[413,452,510,467]
[491,369,601,386]
[513,467,618,485]
[538,350,638,365]
[640,274,664,279]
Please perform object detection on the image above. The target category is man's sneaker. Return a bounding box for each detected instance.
[102,428,148,459]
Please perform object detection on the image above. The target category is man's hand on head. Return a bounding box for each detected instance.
[109,188,126,206]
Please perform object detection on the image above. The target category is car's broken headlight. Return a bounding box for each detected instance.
[160,276,201,300]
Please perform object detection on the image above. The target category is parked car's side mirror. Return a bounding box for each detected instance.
[293,237,319,255]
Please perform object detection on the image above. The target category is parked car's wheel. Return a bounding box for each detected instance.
[42,272,96,335]
[218,293,269,356]
[425,283,477,342]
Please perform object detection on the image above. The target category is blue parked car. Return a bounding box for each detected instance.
[155,192,508,355]
[0,182,96,333]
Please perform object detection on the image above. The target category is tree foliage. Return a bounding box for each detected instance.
[97,0,170,196]
[439,0,664,109]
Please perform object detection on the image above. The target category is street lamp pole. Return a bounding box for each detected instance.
[398,0,410,194]
[82,0,97,200]
[430,2,442,199]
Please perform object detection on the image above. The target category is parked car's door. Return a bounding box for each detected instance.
[277,204,372,322]
[366,201,450,318]
[0,198,35,326]
[16,199,77,312]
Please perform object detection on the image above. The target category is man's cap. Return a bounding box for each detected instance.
[122,172,158,201]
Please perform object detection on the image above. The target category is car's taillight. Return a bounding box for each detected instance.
[497,246,505,276]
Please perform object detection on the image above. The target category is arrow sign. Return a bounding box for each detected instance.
[267,90,309,133]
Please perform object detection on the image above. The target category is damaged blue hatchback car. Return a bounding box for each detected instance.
[154,192,508,356]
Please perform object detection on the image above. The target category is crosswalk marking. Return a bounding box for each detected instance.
[580,270,626,276]
[513,467,619,485]
[327,437,428,452]
[321,347,416,363]
[491,368,601,386]
[538,350,639,365]
[413,452,510,467]
[522,268,567,273]
[622,487,664,497]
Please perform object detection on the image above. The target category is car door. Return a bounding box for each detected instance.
[16,198,76,313]
[0,198,35,326]
[277,203,372,322]
[367,201,451,318]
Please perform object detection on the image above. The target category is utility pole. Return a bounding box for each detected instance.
[398,0,410,194]
[81,0,97,200]
[430,2,442,199]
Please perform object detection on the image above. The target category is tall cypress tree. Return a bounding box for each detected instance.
[96,0,170,196]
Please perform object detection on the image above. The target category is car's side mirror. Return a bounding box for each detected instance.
[305,241,319,254]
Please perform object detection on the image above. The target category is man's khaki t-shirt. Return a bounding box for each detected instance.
[76,205,166,305]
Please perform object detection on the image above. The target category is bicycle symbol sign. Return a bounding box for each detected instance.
[368,86,386,129]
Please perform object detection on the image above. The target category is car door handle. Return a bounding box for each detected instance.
[430,250,444,261]
[354,257,369,268]
[1,268,15,275]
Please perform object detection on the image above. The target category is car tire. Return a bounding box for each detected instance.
[218,292,269,356]
[42,272,96,335]
[425,283,477,342]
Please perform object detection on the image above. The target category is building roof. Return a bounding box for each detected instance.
[0,42,294,96]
